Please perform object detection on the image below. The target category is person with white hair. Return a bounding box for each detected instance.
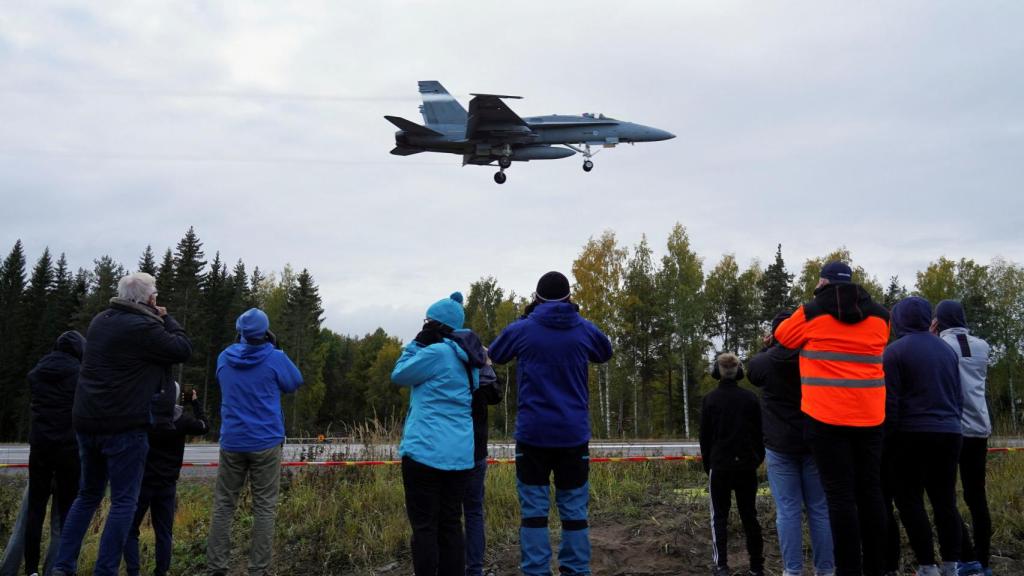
[51,272,192,576]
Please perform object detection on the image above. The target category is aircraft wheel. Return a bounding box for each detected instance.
[498,156,512,169]
[494,172,507,184]
[583,160,594,172]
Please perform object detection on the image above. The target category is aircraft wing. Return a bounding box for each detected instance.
[466,94,532,142]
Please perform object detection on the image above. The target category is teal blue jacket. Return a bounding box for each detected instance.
[392,338,477,471]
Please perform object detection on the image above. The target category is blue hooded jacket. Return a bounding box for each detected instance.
[882,297,962,434]
[216,342,303,452]
[392,331,480,471]
[489,302,612,448]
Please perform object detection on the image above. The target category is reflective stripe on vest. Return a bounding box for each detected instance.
[801,376,885,388]
[800,350,883,364]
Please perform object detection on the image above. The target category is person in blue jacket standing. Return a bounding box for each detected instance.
[489,271,613,576]
[392,292,486,576]
[206,308,303,576]
[884,297,963,576]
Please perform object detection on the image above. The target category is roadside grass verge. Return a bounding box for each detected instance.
[1,452,1020,574]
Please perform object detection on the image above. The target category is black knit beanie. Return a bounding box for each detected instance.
[536,271,571,302]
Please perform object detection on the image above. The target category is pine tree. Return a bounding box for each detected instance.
[156,248,175,294]
[0,240,27,350]
[138,245,157,275]
[249,266,266,309]
[77,256,126,326]
[0,240,29,438]
[759,244,794,322]
[883,275,908,309]
[21,248,55,362]
[280,269,325,434]
[199,253,232,421]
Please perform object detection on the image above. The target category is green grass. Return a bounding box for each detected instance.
[1,453,1021,575]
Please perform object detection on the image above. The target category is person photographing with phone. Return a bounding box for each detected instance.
[206,308,303,576]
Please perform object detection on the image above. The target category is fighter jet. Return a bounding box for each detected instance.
[386,81,675,184]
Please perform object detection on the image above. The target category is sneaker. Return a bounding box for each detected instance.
[712,566,731,576]
[942,562,960,576]
[959,561,984,576]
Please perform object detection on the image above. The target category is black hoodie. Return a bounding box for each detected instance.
[28,331,86,446]
[699,377,765,473]
[747,343,806,454]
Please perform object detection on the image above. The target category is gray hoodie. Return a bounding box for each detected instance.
[940,326,991,438]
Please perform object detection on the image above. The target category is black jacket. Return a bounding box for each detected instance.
[471,364,502,462]
[143,399,209,488]
[747,344,807,454]
[28,331,86,446]
[699,379,765,473]
[73,298,192,434]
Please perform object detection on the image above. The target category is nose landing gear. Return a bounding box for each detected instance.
[565,143,599,173]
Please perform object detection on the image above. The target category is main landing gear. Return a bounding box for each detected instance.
[494,154,511,184]
[583,160,594,172]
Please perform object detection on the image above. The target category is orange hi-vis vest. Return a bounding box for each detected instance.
[774,288,890,427]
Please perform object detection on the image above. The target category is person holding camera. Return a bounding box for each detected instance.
[206,308,303,576]
[52,273,191,576]
[489,271,612,576]
[392,292,486,576]
[123,385,208,576]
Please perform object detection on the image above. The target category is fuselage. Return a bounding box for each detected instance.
[393,113,674,163]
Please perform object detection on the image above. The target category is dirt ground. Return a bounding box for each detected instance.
[376,497,1022,576]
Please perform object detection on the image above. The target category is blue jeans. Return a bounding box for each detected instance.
[54,431,149,576]
[124,484,177,576]
[0,485,62,576]
[765,449,835,576]
[463,458,488,576]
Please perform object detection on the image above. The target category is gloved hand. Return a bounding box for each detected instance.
[414,328,445,347]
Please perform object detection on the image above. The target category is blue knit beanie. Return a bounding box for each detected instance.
[236,308,270,344]
[426,292,465,330]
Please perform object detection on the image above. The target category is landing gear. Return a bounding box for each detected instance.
[498,156,512,169]
[494,171,507,184]
[565,143,599,173]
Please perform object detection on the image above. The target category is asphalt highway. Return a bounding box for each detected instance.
[3,438,1023,468]
[0,440,702,467]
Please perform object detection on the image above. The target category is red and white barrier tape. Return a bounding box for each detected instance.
[2,449,1022,470]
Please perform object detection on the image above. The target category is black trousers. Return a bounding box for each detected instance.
[401,457,470,576]
[25,442,79,576]
[708,469,763,572]
[959,437,991,568]
[880,439,902,573]
[125,483,177,576]
[806,418,886,576]
[894,432,962,567]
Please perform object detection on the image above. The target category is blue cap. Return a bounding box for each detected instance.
[426,292,465,330]
[236,308,270,344]
[820,261,853,284]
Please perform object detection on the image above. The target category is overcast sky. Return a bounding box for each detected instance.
[2,1,1022,339]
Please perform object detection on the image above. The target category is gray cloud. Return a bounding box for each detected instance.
[2,1,1022,337]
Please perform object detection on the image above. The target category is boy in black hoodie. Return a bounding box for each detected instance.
[123,386,208,576]
[700,352,765,576]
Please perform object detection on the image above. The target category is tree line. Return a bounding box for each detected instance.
[1,225,1022,441]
